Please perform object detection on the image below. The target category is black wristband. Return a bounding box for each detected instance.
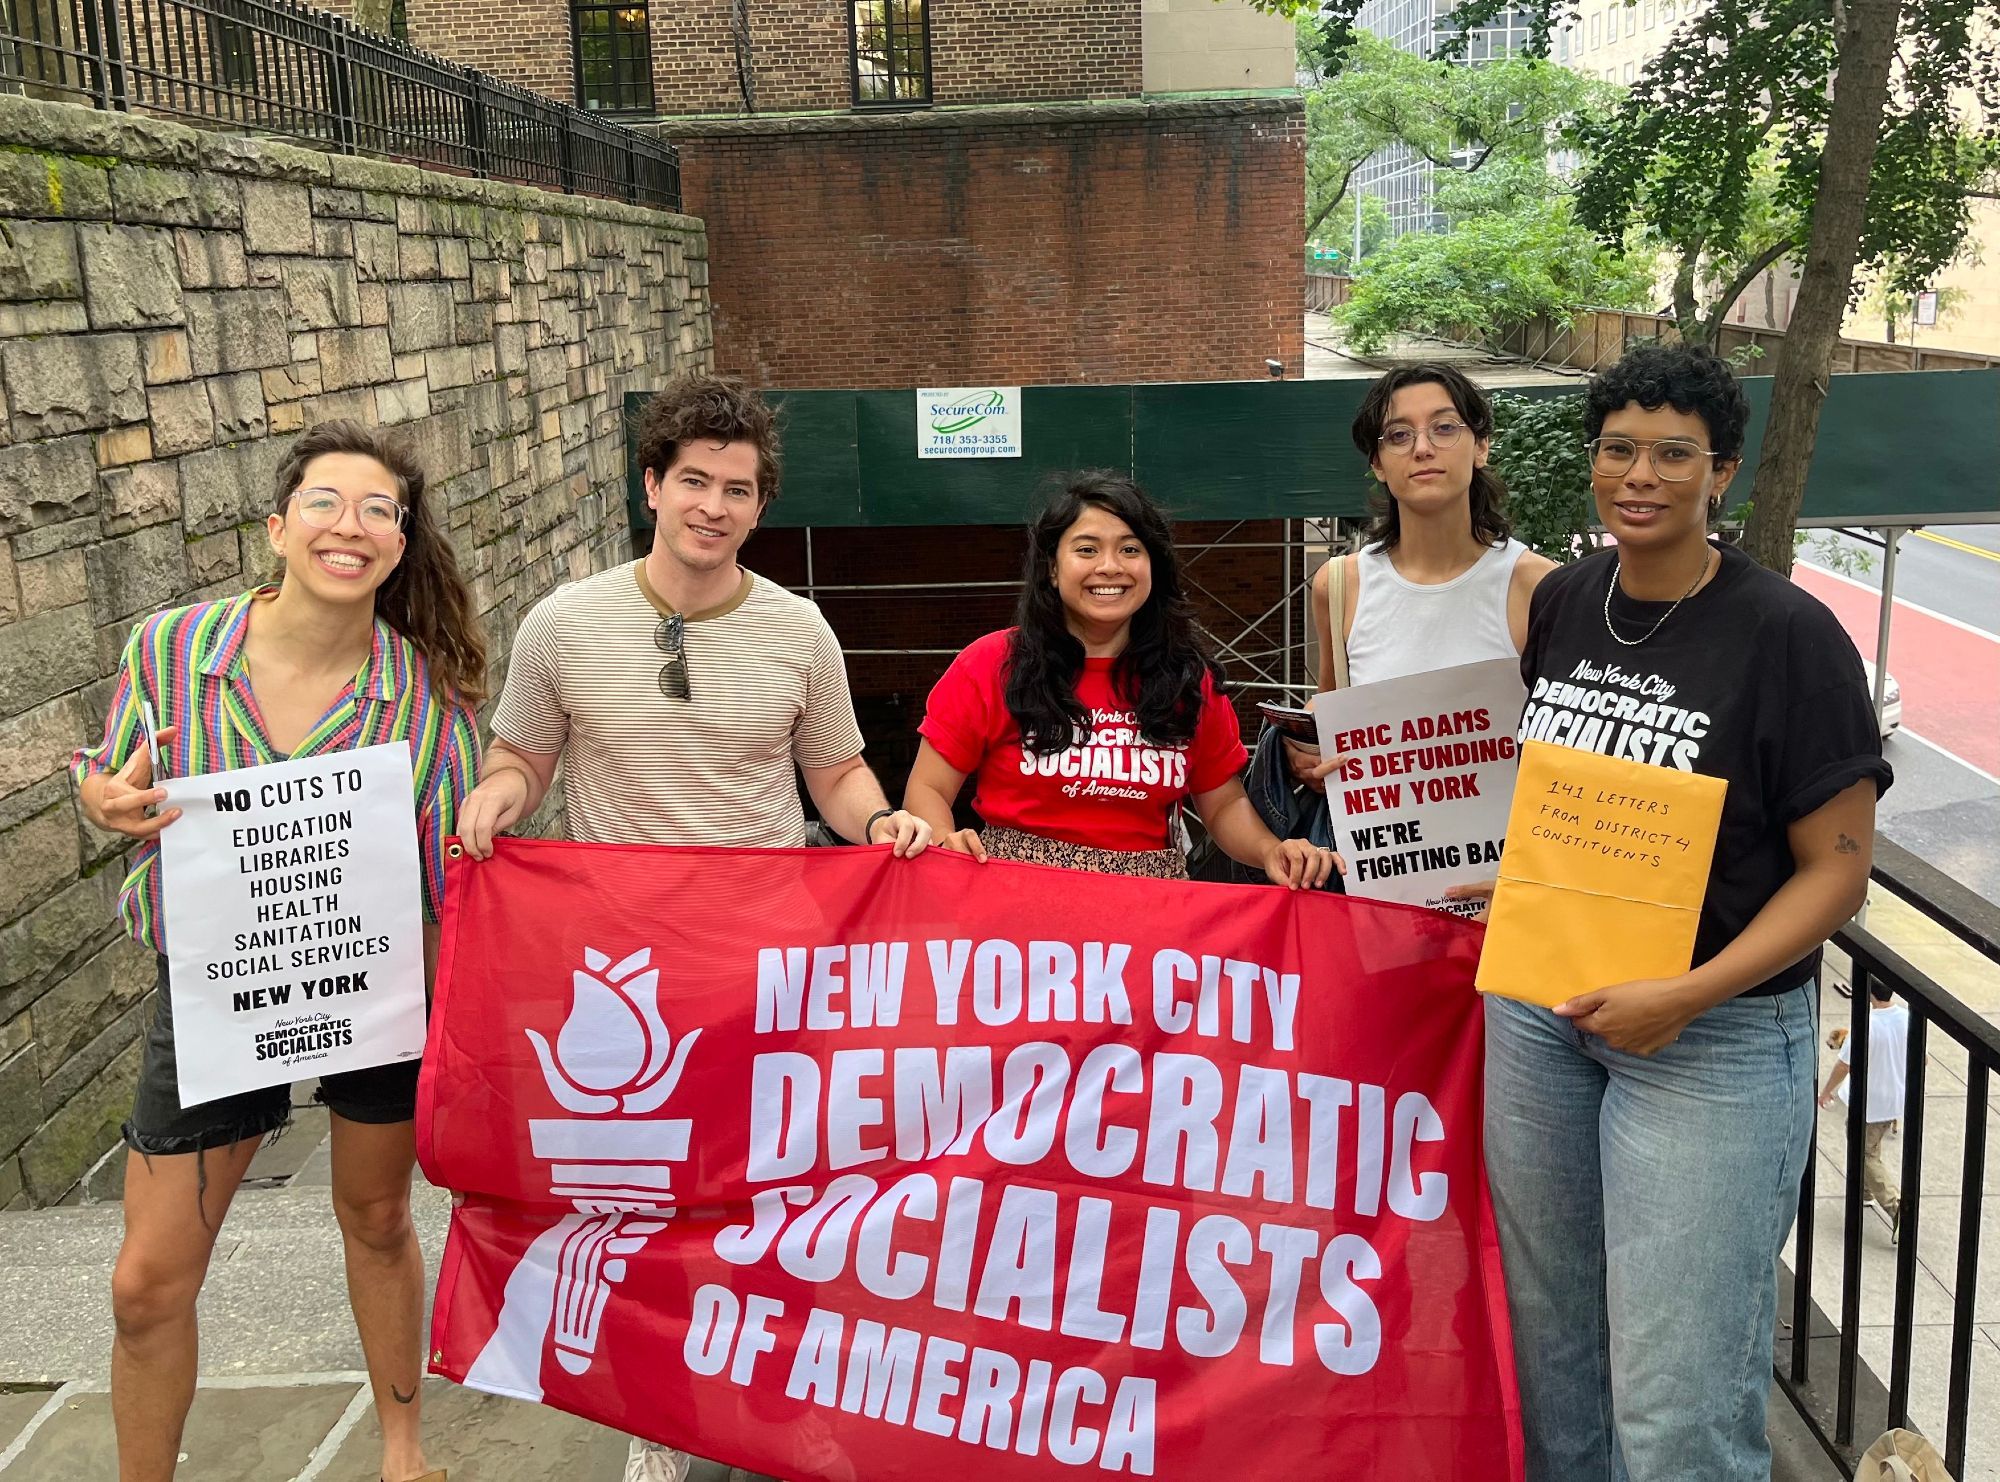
[863,808,896,844]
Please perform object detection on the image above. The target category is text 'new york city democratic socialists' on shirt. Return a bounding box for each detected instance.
[919,629,1249,852]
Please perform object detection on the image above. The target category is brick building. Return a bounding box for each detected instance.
[368,0,1308,786]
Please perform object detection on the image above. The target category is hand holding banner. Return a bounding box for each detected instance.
[421,842,1523,1481]
[1475,740,1726,1007]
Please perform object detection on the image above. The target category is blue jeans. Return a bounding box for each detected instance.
[1484,984,1816,1482]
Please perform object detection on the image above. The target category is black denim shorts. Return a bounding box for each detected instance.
[124,955,419,1156]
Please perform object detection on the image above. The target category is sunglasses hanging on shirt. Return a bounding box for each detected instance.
[655,612,691,701]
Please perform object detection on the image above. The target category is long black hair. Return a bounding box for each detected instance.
[1350,363,1512,551]
[1004,472,1223,756]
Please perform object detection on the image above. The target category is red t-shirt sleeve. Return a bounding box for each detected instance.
[919,630,1010,775]
[1187,675,1250,795]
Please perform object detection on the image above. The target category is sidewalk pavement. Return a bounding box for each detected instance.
[4,876,1987,1481]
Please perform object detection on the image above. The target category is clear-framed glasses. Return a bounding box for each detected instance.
[288,489,406,537]
[1587,436,1715,482]
[655,613,691,701]
[1378,420,1470,454]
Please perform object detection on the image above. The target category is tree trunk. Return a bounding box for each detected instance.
[1741,0,1904,575]
[349,0,393,34]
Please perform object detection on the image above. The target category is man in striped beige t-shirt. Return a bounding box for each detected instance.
[458,373,931,1482]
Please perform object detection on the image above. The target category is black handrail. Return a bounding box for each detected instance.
[0,0,680,210]
[1777,872,1997,1480]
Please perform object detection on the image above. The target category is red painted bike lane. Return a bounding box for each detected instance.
[1793,563,2000,776]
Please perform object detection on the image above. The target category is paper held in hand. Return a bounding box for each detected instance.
[1475,740,1727,1007]
[158,742,429,1107]
[1308,657,1528,918]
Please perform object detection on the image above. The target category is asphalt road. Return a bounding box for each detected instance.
[1797,524,2000,905]
[1801,523,1999,634]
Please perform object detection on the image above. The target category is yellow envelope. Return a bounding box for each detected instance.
[1475,740,1726,1007]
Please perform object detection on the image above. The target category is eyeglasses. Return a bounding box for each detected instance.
[1378,420,1470,453]
[1588,436,1716,482]
[288,489,405,537]
[655,613,691,701]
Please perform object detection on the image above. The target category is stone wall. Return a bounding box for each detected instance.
[0,94,711,1207]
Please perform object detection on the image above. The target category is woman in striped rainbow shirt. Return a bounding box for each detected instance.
[73,420,483,1482]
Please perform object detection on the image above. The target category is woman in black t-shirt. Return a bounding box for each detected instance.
[1485,344,1891,1482]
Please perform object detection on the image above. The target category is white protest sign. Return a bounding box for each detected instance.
[916,386,1022,458]
[158,742,428,1106]
[1311,657,1528,918]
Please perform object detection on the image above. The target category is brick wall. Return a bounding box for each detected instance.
[930,0,1141,105]
[0,94,712,1207]
[671,98,1305,386]
[654,97,1303,786]
[409,0,575,105]
[397,0,1145,115]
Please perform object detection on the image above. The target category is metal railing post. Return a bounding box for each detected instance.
[329,20,357,154]
[558,116,576,195]
[86,0,127,110]
[465,69,487,178]
[1886,1010,1928,1427]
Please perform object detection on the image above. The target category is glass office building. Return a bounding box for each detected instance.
[1346,0,1536,239]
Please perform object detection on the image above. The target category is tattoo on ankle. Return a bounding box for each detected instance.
[391,1384,417,1405]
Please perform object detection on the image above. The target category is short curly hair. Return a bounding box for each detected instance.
[633,374,781,503]
[1585,342,1751,462]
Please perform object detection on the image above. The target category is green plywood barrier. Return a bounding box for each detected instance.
[626,369,2000,531]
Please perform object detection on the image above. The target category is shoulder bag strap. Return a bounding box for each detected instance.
[1326,549,1352,692]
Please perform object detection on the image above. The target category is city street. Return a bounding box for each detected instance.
[1795,525,2000,904]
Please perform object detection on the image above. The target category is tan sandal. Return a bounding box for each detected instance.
[384,1473,446,1482]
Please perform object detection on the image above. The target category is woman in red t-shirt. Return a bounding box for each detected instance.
[904,472,1342,887]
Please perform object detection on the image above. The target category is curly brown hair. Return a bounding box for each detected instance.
[633,374,781,503]
[271,420,488,705]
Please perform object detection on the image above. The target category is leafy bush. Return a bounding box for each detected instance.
[1489,391,1599,564]
[1335,199,1654,356]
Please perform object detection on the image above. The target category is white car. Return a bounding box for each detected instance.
[1860,660,1902,738]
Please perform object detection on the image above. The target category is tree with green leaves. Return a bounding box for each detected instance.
[1335,194,1654,351]
[1259,0,2000,573]
[1300,27,1617,244]
[1570,1,1998,352]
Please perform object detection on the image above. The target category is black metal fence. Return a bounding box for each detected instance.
[1777,837,1999,1478]
[0,0,680,209]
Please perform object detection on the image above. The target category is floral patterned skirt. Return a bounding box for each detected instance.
[981,825,1188,880]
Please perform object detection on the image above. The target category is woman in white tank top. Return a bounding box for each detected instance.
[1287,364,1555,785]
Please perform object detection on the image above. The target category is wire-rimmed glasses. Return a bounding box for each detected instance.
[287,490,405,537]
[1587,436,1715,482]
[1378,419,1470,454]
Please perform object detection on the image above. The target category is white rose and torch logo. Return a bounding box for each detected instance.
[465,948,700,1401]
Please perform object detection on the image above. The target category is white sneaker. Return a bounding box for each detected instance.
[624,1438,692,1482]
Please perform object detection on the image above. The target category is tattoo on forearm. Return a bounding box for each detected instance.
[392,1384,417,1405]
[1835,833,1861,855]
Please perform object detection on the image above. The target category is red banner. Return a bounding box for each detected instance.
[420,841,1522,1481]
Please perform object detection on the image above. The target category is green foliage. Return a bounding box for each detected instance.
[1334,198,1653,354]
[1310,195,1392,263]
[1298,29,1619,245]
[1489,392,1599,563]
[1554,0,1995,341]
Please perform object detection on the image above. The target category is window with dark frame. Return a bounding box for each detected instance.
[572,0,653,114]
[851,0,930,107]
